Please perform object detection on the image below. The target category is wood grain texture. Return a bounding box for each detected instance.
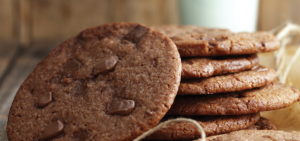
[0,41,18,80]
[20,0,32,46]
[30,0,179,41]
[0,0,16,41]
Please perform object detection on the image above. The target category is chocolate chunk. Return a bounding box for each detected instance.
[40,120,64,140]
[145,110,154,115]
[107,99,135,115]
[75,80,87,96]
[61,59,80,77]
[63,78,73,83]
[93,56,118,76]
[123,25,149,43]
[38,92,53,108]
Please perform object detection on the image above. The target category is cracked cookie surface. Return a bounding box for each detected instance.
[7,23,181,141]
[168,82,300,115]
[151,25,280,57]
[179,66,276,95]
[145,113,260,140]
[181,54,259,79]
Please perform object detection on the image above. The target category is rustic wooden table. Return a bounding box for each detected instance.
[0,41,60,140]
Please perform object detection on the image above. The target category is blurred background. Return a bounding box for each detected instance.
[1,0,300,45]
[0,0,300,130]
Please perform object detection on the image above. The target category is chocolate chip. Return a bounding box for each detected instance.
[75,80,87,96]
[93,56,118,76]
[107,99,135,115]
[39,120,64,140]
[61,59,81,77]
[208,41,217,47]
[63,78,73,83]
[38,92,53,108]
[123,25,149,43]
[145,110,154,115]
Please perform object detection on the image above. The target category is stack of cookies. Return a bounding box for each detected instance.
[144,25,300,140]
[5,23,300,141]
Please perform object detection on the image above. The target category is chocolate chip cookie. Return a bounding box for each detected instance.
[181,54,259,79]
[179,66,276,95]
[145,113,260,140]
[151,25,280,57]
[204,130,300,141]
[168,82,300,115]
[7,23,181,141]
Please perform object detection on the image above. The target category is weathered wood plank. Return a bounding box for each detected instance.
[0,57,40,115]
[0,0,15,40]
[20,0,32,47]
[0,41,18,80]
[30,0,179,41]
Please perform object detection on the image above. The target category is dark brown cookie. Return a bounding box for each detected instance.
[246,117,277,130]
[7,23,181,141]
[145,113,260,140]
[179,66,276,95]
[203,130,300,141]
[168,82,300,115]
[181,54,259,79]
[151,25,280,57]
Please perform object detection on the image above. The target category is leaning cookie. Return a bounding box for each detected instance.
[151,25,280,57]
[181,54,259,79]
[179,66,276,95]
[203,130,300,141]
[168,82,300,115]
[145,113,260,140]
[6,23,181,141]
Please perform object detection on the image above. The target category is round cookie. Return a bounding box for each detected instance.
[168,82,300,115]
[179,66,276,95]
[181,54,259,79]
[204,130,300,141]
[246,117,277,130]
[151,25,280,57]
[7,23,181,141]
[145,113,260,140]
